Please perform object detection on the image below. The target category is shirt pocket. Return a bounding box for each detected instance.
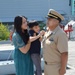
[50,41,57,48]
[46,38,57,48]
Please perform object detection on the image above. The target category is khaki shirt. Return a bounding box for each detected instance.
[42,26,68,63]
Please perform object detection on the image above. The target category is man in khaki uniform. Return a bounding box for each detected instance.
[42,9,68,75]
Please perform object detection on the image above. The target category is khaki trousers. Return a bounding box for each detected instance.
[44,64,61,75]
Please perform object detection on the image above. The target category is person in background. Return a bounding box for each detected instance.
[12,16,34,75]
[42,9,68,75]
[28,20,45,75]
[9,26,14,41]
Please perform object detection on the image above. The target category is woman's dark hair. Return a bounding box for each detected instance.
[14,16,29,44]
[28,21,39,28]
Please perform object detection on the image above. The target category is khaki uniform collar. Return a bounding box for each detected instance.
[45,26,60,39]
[51,25,60,34]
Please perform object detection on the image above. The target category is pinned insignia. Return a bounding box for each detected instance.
[49,38,54,41]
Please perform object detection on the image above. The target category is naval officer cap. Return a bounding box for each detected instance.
[46,9,64,22]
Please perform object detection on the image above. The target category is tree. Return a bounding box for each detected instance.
[0,23,10,41]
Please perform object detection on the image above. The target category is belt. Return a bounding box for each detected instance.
[44,61,60,65]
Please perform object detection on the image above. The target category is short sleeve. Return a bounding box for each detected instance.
[29,30,34,36]
[12,33,25,48]
[57,32,68,53]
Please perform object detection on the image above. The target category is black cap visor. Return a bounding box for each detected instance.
[45,15,61,22]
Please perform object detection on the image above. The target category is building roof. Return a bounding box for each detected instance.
[0,17,44,22]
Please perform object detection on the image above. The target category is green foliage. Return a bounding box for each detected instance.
[0,23,10,41]
[39,21,46,30]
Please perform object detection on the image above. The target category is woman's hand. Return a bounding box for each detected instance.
[39,30,45,37]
